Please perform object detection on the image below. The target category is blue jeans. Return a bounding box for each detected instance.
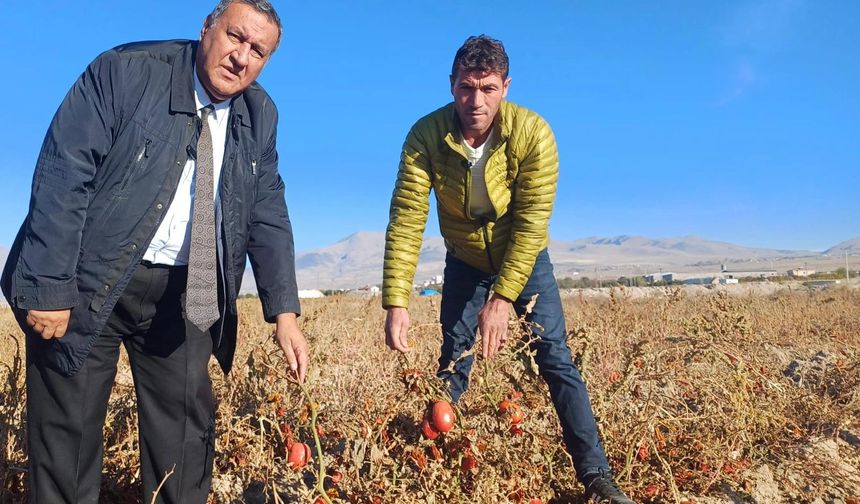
[438,249,610,479]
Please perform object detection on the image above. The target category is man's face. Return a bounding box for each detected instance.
[196,2,280,102]
[450,70,511,144]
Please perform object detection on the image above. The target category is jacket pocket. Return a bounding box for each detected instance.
[88,239,135,313]
[116,139,152,195]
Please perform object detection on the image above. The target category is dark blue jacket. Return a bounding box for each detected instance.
[1,40,300,376]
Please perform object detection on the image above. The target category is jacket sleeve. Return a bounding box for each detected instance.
[493,116,559,301]
[246,101,301,322]
[382,126,433,309]
[13,50,122,310]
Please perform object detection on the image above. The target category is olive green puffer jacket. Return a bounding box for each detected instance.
[382,100,559,309]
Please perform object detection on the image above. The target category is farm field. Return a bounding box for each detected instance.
[1,286,858,503]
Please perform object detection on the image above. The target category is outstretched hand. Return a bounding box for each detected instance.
[385,307,412,353]
[274,312,309,382]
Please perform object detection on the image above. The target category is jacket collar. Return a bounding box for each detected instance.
[169,42,197,115]
[444,100,510,155]
[169,41,251,127]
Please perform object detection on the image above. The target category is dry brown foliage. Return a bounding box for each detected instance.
[1,286,859,503]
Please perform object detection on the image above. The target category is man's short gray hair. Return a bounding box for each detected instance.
[207,0,283,51]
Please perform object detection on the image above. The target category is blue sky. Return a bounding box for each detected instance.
[1,1,857,252]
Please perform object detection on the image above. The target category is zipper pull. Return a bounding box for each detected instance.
[251,160,257,175]
[135,140,152,163]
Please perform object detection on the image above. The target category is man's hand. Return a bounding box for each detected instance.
[478,293,513,359]
[26,309,72,340]
[385,307,412,353]
[274,313,309,382]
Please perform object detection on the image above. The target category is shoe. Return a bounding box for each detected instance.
[583,469,635,503]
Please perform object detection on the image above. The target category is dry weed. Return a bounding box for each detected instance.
[0,287,858,503]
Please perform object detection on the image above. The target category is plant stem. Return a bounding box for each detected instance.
[296,377,333,504]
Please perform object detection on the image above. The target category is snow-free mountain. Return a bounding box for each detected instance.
[824,237,860,255]
[0,236,853,295]
[244,232,853,292]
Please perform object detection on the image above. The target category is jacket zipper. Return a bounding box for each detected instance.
[465,159,497,272]
[119,139,151,192]
[463,161,473,220]
[482,220,496,272]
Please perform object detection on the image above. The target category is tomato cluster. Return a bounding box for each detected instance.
[498,393,526,430]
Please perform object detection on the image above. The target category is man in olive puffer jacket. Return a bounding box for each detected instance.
[382,35,634,503]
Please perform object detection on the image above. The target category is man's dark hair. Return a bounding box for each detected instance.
[451,35,509,80]
[207,0,283,51]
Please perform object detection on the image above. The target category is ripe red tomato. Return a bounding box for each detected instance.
[287,442,312,469]
[421,418,440,440]
[509,404,524,425]
[431,401,455,433]
[329,470,343,484]
[528,499,543,504]
[498,399,512,414]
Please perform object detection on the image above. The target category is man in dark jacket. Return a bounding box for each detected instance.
[0,1,307,502]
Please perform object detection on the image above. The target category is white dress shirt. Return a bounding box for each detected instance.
[143,70,231,265]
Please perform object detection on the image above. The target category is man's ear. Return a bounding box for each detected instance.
[200,16,212,40]
[501,76,512,98]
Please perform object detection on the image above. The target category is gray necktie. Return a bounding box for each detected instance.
[186,106,219,332]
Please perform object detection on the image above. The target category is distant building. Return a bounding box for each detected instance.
[719,278,739,285]
[420,275,444,287]
[788,268,815,277]
[644,272,674,283]
[298,289,325,299]
[720,264,777,279]
[683,277,717,285]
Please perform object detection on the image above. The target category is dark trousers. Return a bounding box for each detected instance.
[25,263,215,504]
[438,249,610,480]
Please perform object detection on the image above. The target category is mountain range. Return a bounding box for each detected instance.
[253,232,858,291]
[0,236,855,295]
